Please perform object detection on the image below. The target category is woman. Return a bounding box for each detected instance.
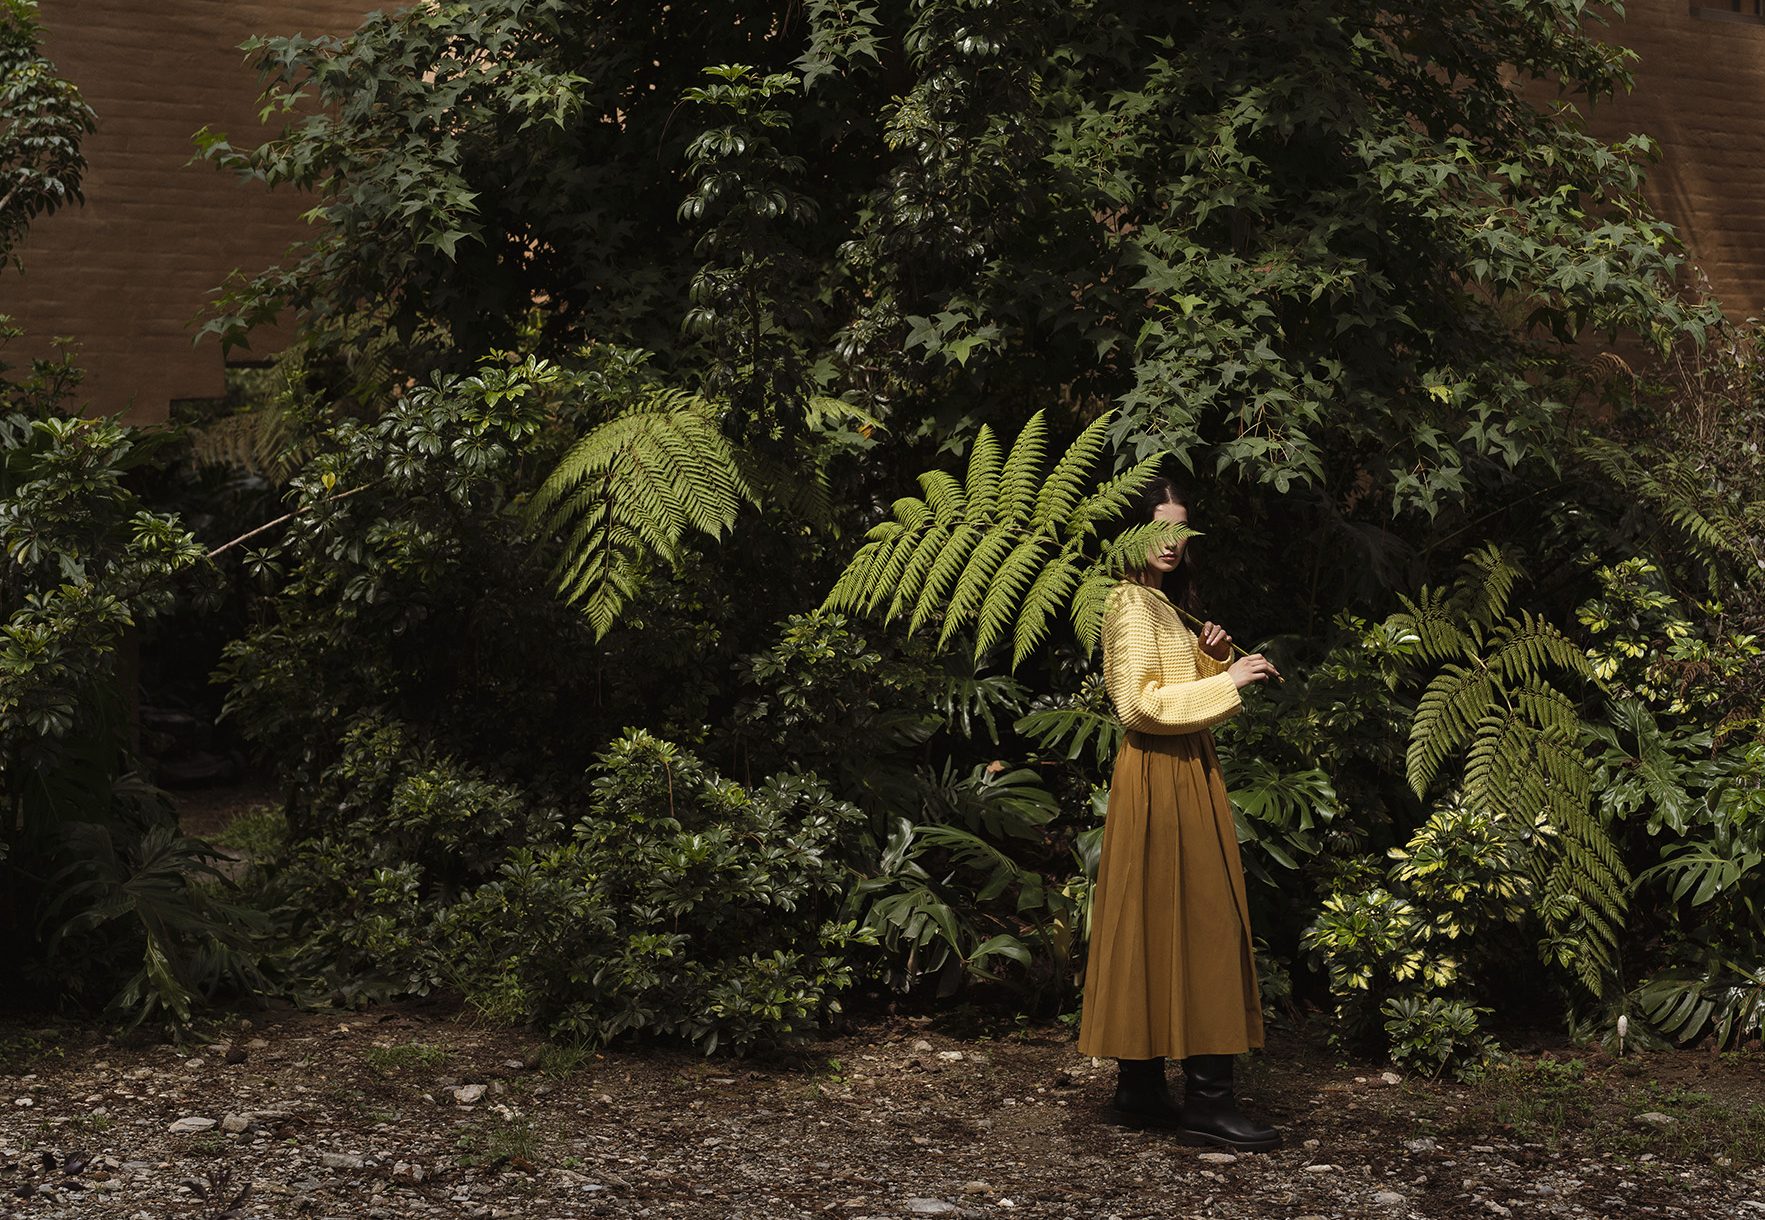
[1077,477,1283,1151]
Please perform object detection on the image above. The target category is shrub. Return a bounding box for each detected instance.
[0,330,253,1027]
[267,721,869,1052]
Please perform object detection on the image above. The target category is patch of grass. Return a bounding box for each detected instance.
[456,1117,539,1169]
[362,1042,448,1074]
[535,1042,593,1079]
[1483,1057,1599,1145]
[0,1032,64,1074]
[209,805,287,862]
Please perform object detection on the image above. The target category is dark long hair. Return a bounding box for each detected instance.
[1130,476,1202,615]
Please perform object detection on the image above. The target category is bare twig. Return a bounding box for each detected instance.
[205,481,379,561]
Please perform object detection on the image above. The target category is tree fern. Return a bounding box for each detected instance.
[531,388,757,638]
[1391,548,1627,995]
[824,409,1163,668]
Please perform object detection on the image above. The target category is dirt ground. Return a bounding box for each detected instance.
[2,1001,1761,1220]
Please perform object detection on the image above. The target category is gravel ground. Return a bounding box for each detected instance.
[2,1004,1762,1220]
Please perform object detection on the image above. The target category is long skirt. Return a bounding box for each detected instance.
[1076,728,1265,1060]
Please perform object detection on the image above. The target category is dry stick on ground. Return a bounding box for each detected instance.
[205,481,381,561]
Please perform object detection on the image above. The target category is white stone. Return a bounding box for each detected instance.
[936,1050,964,1062]
[221,1113,251,1134]
[1634,1111,1675,1129]
[320,1152,365,1170]
[1374,1191,1407,1206]
[912,1039,935,1052]
[1406,1137,1439,1153]
[1381,1071,1402,1085]
[453,1084,486,1105]
[903,1201,956,1216]
[167,1117,215,1134]
[1198,1152,1237,1165]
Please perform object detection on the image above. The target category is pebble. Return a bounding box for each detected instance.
[912,1039,934,1053]
[960,1181,990,1195]
[1381,1071,1401,1085]
[221,1113,251,1134]
[1198,1152,1237,1165]
[903,1201,956,1216]
[1485,1203,1512,1217]
[1634,1111,1675,1129]
[1303,1138,1320,1149]
[453,1084,486,1105]
[1305,1163,1338,1173]
[1406,1137,1439,1153]
[320,1152,365,1170]
[936,1050,964,1062]
[1374,1191,1407,1206]
[167,1117,215,1134]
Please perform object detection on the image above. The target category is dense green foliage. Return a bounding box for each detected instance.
[5,0,1758,1060]
[0,0,92,271]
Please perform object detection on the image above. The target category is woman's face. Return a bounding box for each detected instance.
[1144,499,1188,573]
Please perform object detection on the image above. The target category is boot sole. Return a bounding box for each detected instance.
[1176,1128,1283,1153]
[1105,1107,1187,1132]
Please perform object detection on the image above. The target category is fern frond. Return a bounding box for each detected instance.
[965,424,1004,517]
[1391,588,1474,664]
[1486,614,1595,684]
[1449,543,1523,628]
[996,411,1048,525]
[533,387,755,638]
[1013,556,1082,668]
[1033,413,1110,529]
[974,536,1052,662]
[937,527,1018,649]
[1407,662,1493,796]
[820,410,1163,668]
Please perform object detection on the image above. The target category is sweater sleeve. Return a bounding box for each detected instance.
[1103,586,1242,734]
[1195,643,1230,679]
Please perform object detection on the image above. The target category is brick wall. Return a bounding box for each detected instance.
[1578,1,1765,320]
[0,1,373,423]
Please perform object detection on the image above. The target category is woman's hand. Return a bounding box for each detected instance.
[1199,621,1232,661]
[1228,653,1281,689]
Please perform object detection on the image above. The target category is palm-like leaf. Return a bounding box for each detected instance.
[824,409,1161,667]
[532,388,757,638]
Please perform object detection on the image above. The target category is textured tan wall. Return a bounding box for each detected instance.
[1580,2,1765,319]
[0,1,373,423]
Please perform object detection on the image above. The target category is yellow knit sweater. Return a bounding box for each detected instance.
[1102,580,1242,735]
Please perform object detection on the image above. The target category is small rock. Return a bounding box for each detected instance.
[936,1050,964,1062]
[1198,1152,1237,1165]
[1381,1071,1402,1085]
[453,1084,486,1105]
[1305,1164,1338,1173]
[912,1039,934,1053]
[1471,1144,1497,1153]
[167,1117,215,1134]
[319,1152,365,1170]
[501,1059,525,1072]
[392,1161,426,1184]
[1374,1191,1407,1207]
[246,1038,270,1050]
[11,1098,31,1108]
[1485,1203,1512,1218]
[960,1181,990,1195]
[1406,1137,1439,1153]
[1634,1111,1675,1129]
[903,1201,956,1216]
[221,1114,252,1134]
[1303,1138,1320,1149]
[224,1045,248,1065]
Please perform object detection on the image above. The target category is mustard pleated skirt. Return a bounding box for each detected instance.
[1076,729,1265,1060]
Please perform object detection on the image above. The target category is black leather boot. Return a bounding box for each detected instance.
[1177,1053,1281,1151]
[1107,1056,1183,1129]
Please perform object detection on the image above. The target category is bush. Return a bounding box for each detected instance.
[266,721,869,1052]
[1,328,255,1027]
